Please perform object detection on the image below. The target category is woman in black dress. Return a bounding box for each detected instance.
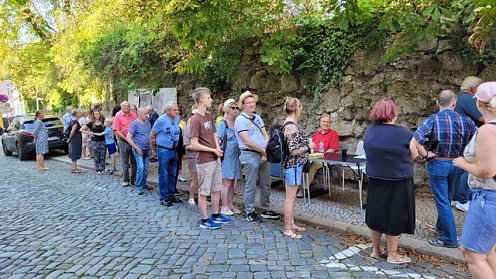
[67,109,83,173]
[364,99,420,264]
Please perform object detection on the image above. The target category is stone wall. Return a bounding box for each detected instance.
[174,39,494,186]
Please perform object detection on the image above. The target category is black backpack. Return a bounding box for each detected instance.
[266,121,294,163]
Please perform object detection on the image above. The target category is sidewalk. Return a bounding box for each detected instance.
[51,154,467,264]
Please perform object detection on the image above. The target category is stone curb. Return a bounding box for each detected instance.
[51,156,466,265]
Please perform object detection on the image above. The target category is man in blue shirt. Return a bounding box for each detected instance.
[62,106,73,133]
[150,103,181,206]
[234,91,280,223]
[127,107,151,195]
[414,90,477,249]
[453,76,484,212]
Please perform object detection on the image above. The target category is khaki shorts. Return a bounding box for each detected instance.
[197,159,222,196]
[187,158,197,173]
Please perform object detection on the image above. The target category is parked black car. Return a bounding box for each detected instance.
[1,115,69,160]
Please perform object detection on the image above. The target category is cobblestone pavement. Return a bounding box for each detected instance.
[0,153,469,278]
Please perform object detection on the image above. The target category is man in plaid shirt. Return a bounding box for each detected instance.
[414,90,477,249]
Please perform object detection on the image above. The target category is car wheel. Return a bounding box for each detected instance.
[2,140,13,156]
[16,142,30,161]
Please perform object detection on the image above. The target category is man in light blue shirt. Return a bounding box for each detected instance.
[234,91,280,223]
[150,103,181,206]
[62,106,73,132]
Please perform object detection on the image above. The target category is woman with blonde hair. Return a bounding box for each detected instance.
[454,82,496,279]
[282,97,314,239]
[216,99,242,215]
[215,103,224,125]
[33,110,49,171]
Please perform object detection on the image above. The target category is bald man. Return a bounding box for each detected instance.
[113,101,138,187]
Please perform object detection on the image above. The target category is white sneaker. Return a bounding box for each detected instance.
[178,175,187,182]
[455,201,470,212]
[450,201,456,207]
[221,207,235,216]
[188,198,196,205]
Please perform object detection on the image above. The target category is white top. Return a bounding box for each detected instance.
[463,124,496,190]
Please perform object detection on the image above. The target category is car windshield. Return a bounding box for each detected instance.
[23,117,63,131]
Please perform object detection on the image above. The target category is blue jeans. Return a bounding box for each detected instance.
[452,170,470,204]
[240,150,271,214]
[133,149,150,192]
[427,159,462,245]
[157,149,178,201]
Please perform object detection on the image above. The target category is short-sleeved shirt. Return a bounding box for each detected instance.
[190,112,218,164]
[364,124,414,180]
[104,127,114,145]
[312,129,339,152]
[414,108,477,158]
[234,112,266,150]
[86,121,105,142]
[62,112,72,131]
[152,114,180,149]
[455,91,484,127]
[113,111,137,137]
[182,124,197,159]
[129,119,151,151]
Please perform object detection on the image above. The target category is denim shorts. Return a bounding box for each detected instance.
[284,165,303,186]
[460,189,496,254]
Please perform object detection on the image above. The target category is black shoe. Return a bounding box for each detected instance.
[130,181,136,186]
[172,198,183,204]
[143,185,151,190]
[246,212,262,223]
[428,237,458,248]
[160,200,173,207]
[261,210,280,220]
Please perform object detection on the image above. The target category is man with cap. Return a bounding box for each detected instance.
[414,89,477,248]
[234,91,280,223]
[453,76,484,212]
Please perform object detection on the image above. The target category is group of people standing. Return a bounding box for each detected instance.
[362,77,496,278]
[29,77,496,277]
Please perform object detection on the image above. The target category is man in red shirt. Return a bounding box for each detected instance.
[113,101,138,187]
[312,115,339,153]
[298,115,339,197]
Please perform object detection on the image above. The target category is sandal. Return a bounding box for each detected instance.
[72,169,81,173]
[291,224,306,232]
[283,230,302,239]
[370,248,386,259]
[387,255,411,264]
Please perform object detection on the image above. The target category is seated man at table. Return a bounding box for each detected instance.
[297,114,339,197]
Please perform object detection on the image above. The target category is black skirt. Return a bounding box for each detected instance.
[365,177,415,236]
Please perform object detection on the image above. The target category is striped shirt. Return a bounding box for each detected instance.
[413,108,477,158]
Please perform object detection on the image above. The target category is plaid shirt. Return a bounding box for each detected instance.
[414,108,477,158]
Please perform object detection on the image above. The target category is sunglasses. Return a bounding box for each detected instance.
[230,107,239,110]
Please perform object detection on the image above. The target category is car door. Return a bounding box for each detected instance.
[3,118,19,151]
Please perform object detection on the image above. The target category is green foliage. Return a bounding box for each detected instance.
[1,0,496,113]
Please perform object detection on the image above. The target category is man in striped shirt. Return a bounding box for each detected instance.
[414,90,477,249]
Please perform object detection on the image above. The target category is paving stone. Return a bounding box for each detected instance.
[0,153,469,278]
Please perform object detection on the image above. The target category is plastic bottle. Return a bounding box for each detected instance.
[319,140,324,153]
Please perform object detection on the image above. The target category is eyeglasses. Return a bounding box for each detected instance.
[230,107,239,110]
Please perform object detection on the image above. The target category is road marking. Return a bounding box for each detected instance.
[320,244,437,279]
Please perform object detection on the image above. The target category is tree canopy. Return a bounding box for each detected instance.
[0,0,495,112]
